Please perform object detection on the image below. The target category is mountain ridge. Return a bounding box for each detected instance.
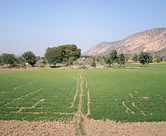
[84,28,166,56]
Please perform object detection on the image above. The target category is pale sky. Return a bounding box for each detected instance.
[0,0,166,56]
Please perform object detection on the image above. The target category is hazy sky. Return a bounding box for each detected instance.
[0,0,166,56]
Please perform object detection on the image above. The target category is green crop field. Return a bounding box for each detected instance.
[0,69,81,121]
[0,64,166,122]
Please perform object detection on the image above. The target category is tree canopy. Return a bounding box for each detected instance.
[104,50,118,67]
[118,53,125,66]
[139,52,153,66]
[132,54,138,62]
[45,44,81,66]
[1,53,17,66]
[22,51,37,66]
[45,47,63,66]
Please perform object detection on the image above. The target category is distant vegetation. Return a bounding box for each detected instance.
[0,44,81,68]
[45,44,81,66]
[0,45,166,69]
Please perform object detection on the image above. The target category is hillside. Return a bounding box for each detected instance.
[84,28,166,56]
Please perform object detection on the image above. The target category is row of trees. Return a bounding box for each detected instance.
[102,50,153,67]
[0,51,37,67]
[132,53,165,63]
[104,50,125,67]
[0,44,81,67]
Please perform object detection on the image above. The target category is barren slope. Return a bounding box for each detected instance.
[84,28,166,56]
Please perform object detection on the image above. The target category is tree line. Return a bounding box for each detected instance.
[0,44,81,67]
[90,50,154,67]
[0,44,165,68]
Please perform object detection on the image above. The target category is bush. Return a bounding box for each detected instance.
[91,61,96,67]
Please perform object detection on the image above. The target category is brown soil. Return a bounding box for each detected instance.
[129,93,134,98]
[134,90,138,93]
[143,96,149,99]
[83,119,166,136]
[1,120,166,136]
[0,120,75,136]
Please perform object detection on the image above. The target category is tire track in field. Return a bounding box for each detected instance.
[14,79,39,90]
[129,93,134,98]
[74,70,86,136]
[84,76,91,117]
[156,95,166,103]
[0,79,39,94]
[18,99,45,112]
[14,112,74,115]
[69,77,80,108]
[132,102,146,116]
[122,102,135,114]
[1,88,42,107]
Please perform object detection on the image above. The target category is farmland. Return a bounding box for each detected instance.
[0,69,81,121]
[0,65,166,123]
[84,67,166,122]
[0,65,165,120]
[0,65,166,135]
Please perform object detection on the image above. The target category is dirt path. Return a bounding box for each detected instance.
[84,75,91,117]
[69,77,80,108]
[74,70,86,136]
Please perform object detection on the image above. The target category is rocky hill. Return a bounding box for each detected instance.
[84,28,166,56]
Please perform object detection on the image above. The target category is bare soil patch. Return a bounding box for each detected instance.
[83,119,166,136]
[0,120,75,136]
[1,120,166,136]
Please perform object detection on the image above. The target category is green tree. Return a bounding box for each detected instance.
[1,53,17,66]
[41,59,47,65]
[0,55,3,65]
[91,60,96,67]
[45,44,81,66]
[105,50,118,67]
[110,50,118,64]
[22,51,37,66]
[118,53,125,67]
[156,56,163,63]
[132,54,138,62]
[45,47,63,66]
[59,44,81,64]
[139,52,153,66]
[16,56,26,66]
[104,56,113,67]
